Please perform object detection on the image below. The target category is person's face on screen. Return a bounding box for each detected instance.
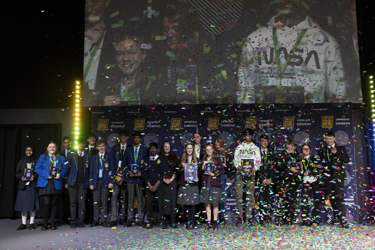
[115,39,145,76]
[85,0,109,26]
[25,147,33,157]
[163,142,171,154]
[162,17,180,50]
[47,143,57,155]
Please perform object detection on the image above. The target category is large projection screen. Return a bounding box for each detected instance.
[83,0,360,107]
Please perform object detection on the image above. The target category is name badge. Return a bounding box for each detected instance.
[105,163,109,169]
[118,160,122,167]
[99,168,103,178]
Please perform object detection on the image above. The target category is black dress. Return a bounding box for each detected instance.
[161,155,179,215]
[14,158,40,211]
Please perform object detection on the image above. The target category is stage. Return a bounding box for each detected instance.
[1,219,374,249]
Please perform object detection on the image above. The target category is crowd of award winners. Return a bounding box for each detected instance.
[14,128,350,231]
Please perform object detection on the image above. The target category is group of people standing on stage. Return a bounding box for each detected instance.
[14,128,350,231]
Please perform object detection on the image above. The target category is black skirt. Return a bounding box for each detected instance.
[14,182,40,211]
[177,184,200,206]
[162,180,178,215]
[39,180,62,195]
[200,177,222,204]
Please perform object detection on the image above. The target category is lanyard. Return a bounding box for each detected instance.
[287,152,296,164]
[302,156,310,172]
[49,154,57,165]
[262,149,267,162]
[272,27,307,77]
[83,31,105,80]
[134,148,139,164]
[99,154,104,167]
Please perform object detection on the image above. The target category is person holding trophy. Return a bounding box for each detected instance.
[176,143,200,229]
[36,142,66,231]
[199,144,225,229]
[14,146,39,230]
[300,143,324,226]
[233,128,262,226]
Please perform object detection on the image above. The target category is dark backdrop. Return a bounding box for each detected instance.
[0,125,62,218]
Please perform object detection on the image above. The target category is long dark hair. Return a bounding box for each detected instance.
[159,141,178,165]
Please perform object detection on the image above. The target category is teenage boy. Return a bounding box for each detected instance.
[234,128,261,226]
[60,136,72,158]
[86,133,98,155]
[143,142,166,229]
[319,131,350,228]
[122,131,148,227]
[110,129,132,225]
[274,140,301,225]
[89,140,115,227]
[257,135,276,225]
[65,137,90,228]
[85,133,98,224]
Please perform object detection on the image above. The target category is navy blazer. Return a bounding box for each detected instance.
[143,156,165,185]
[122,145,148,185]
[59,149,72,159]
[36,154,66,190]
[89,152,115,188]
[15,158,38,189]
[65,152,91,188]
[111,143,132,171]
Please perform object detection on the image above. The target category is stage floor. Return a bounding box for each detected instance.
[1,219,374,249]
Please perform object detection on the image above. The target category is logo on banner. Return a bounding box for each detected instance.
[322,116,334,128]
[134,118,145,131]
[170,118,182,130]
[207,117,219,130]
[283,116,295,129]
[245,117,257,129]
[97,119,109,131]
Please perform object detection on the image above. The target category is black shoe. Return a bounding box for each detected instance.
[126,219,134,228]
[145,221,153,229]
[140,221,146,228]
[236,218,244,227]
[206,222,213,230]
[109,221,118,227]
[102,221,108,227]
[90,221,99,227]
[41,225,48,231]
[341,223,349,229]
[78,222,84,228]
[29,223,37,230]
[161,221,168,229]
[171,223,177,228]
[17,224,27,230]
[247,219,254,226]
[213,220,218,230]
[70,223,77,228]
[50,225,57,230]
[119,219,125,225]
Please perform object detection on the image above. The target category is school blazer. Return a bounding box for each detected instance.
[36,154,66,190]
[89,152,115,188]
[65,152,91,188]
[15,158,38,189]
[111,143,132,170]
[121,145,148,185]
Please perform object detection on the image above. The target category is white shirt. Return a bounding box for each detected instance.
[150,154,159,161]
[134,146,140,153]
[238,15,346,103]
[120,143,127,150]
[234,141,262,171]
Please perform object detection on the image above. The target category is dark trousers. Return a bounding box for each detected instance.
[127,181,144,222]
[326,176,346,224]
[276,181,298,222]
[40,194,59,226]
[68,182,88,224]
[145,185,164,223]
[112,183,127,221]
[258,183,274,223]
[219,174,229,222]
[85,189,94,223]
[301,181,323,223]
[92,180,110,223]
[57,188,70,224]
